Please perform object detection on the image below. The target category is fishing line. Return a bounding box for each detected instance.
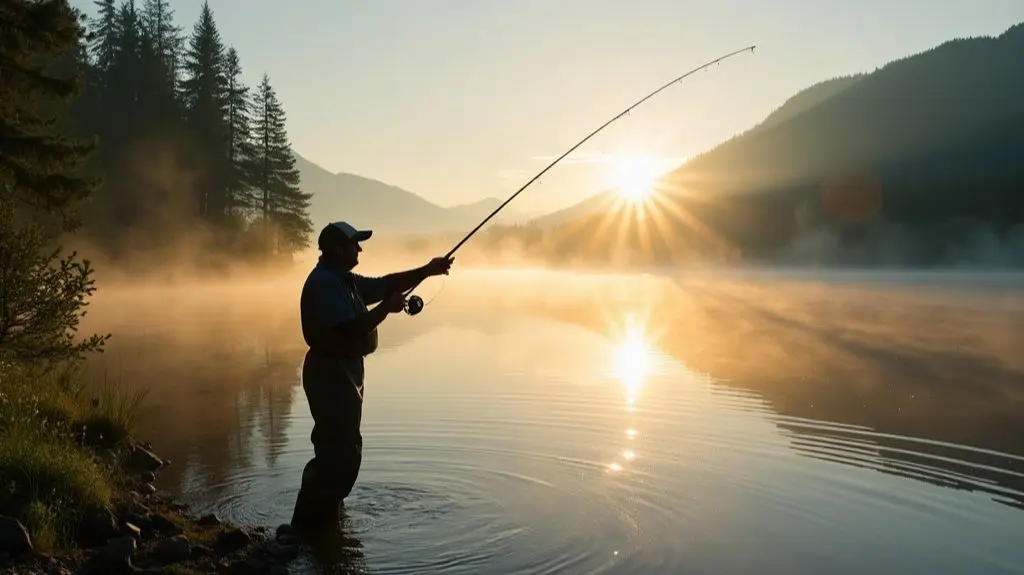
[402,44,757,316]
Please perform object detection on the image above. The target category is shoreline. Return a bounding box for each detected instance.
[0,439,301,575]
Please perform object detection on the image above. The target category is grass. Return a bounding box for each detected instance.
[0,361,148,552]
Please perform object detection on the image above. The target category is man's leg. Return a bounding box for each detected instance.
[290,353,364,534]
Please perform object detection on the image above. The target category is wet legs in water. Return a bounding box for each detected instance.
[290,356,364,536]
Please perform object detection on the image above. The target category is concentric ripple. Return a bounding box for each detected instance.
[158,340,1024,575]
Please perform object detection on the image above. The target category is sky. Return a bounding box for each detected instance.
[72,0,1024,214]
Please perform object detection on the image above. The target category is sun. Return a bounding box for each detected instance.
[610,154,663,201]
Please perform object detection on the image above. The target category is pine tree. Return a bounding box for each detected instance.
[249,75,313,255]
[88,0,119,79]
[223,47,255,223]
[138,0,184,132]
[0,0,101,228]
[181,0,229,222]
[106,0,143,145]
[0,0,108,363]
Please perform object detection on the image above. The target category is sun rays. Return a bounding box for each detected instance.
[548,164,741,266]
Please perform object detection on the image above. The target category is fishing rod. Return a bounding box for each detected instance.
[401,44,757,316]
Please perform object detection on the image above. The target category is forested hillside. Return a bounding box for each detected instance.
[64,0,313,267]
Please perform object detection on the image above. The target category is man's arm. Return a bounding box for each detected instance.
[330,303,391,343]
[354,265,430,306]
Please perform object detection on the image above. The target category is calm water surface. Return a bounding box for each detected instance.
[80,269,1024,574]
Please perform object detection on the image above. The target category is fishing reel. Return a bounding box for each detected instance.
[404,295,425,316]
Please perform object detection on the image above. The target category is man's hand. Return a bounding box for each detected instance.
[381,291,406,314]
[425,256,454,277]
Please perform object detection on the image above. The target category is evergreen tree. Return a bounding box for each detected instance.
[0,0,100,228]
[138,0,183,133]
[0,0,108,363]
[181,0,229,222]
[88,0,119,79]
[223,47,255,223]
[249,74,313,255]
[106,0,143,146]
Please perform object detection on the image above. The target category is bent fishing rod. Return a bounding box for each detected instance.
[401,44,757,316]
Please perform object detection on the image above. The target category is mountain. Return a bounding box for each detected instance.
[528,75,872,231]
[514,22,1024,267]
[294,152,528,236]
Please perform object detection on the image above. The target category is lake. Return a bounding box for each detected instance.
[79,267,1024,574]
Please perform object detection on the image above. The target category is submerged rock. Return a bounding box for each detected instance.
[198,512,222,526]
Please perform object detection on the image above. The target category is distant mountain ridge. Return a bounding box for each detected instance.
[294,152,529,236]
[512,22,1024,267]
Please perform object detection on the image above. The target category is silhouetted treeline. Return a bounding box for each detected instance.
[473,23,1024,269]
[68,0,313,264]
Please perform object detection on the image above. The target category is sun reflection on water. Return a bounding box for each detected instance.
[611,314,653,406]
[606,313,655,473]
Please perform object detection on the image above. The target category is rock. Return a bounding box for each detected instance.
[136,483,157,496]
[98,536,136,568]
[121,522,142,540]
[148,514,182,535]
[152,490,174,502]
[190,543,213,557]
[217,528,252,552]
[152,534,190,563]
[140,471,156,484]
[0,515,33,555]
[74,508,120,548]
[265,541,299,561]
[128,444,164,472]
[274,524,293,539]
[122,513,151,530]
[198,513,221,526]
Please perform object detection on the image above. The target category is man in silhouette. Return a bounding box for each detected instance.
[290,221,453,536]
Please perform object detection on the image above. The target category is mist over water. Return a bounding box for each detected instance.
[76,263,1024,574]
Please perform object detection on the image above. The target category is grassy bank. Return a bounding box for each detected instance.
[0,362,319,574]
[0,362,147,552]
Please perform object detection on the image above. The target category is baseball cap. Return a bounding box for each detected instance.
[318,221,372,250]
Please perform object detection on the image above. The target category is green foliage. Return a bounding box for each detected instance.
[0,363,146,551]
[0,0,151,553]
[0,0,108,365]
[249,75,314,254]
[0,201,109,364]
[0,0,101,231]
[80,373,149,447]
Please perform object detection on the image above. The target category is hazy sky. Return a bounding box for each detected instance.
[72,0,1023,213]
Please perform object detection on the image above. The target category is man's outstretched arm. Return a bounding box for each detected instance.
[356,257,453,305]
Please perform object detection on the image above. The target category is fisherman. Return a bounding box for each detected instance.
[289,221,453,536]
